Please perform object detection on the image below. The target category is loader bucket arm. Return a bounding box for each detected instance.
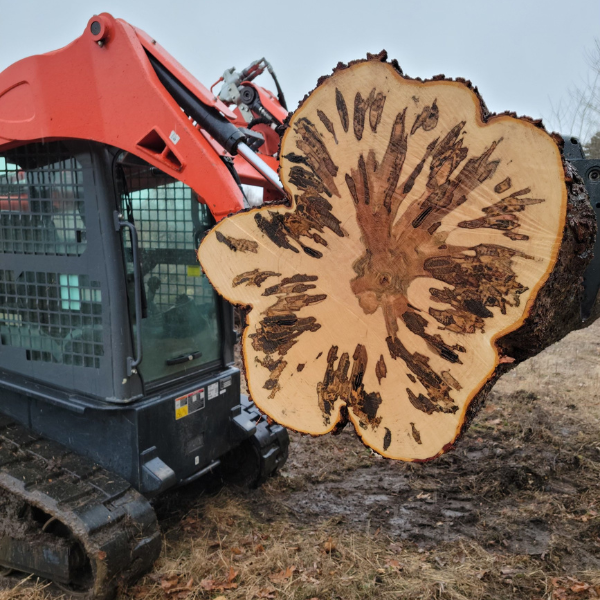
[0,13,245,220]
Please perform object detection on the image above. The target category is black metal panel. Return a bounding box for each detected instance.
[563,137,600,319]
[578,160,600,318]
[0,364,247,493]
[562,136,586,160]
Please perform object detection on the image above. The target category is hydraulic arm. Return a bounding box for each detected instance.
[0,13,282,218]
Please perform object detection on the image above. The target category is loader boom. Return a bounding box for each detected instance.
[0,13,281,219]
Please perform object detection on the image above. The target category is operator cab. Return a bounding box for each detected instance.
[0,15,290,591]
[0,140,232,401]
[0,139,284,495]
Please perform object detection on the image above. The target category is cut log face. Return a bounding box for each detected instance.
[198,57,568,460]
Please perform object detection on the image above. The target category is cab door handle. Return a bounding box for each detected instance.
[166,351,202,366]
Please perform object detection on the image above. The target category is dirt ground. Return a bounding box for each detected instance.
[2,321,600,600]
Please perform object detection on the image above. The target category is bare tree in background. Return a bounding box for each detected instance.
[550,40,600,158]
[585,131,600,159]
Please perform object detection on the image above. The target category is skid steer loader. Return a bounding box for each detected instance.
[0,13,289,597]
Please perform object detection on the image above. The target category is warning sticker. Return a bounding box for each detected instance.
[220,377,232,391]
[175,388,205,420]
[207,382,219,401]
[175,402,188,420]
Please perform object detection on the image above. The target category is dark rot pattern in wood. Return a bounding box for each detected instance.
[407,388,452,415]
[249,274,326,398]
[485,189,544,214]
[294,118,339,196]
[257,355,288,398]
[425,245,532,334]
[263,274,318,296]
[215,231,258,253]
[233,269,281,288]
[387,336,458,414]
[251,312,321,357]
[441,370,462,391]
[401,311,465,363]
[375,355,387,385]
[504,231,530,241]
[317,345,383,428]
[410,423,422,444]
[458,188,544,239]
[259,293,326,322]
[411,137,501,231]
[335,88,349,133]
[494,177,512,194]
[458,214,522,232]
[383,428,392,451]
[369,91,386,133]
[254,129,347,259]
[410,99,439,135]
[352,88,387,140]
[353,90,371,141]
[317,109,338,144]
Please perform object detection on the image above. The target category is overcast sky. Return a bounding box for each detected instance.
[1,0,598,138]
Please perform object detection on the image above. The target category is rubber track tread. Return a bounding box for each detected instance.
[0,416,161,599]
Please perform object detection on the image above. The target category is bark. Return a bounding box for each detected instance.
[198,52,596,461]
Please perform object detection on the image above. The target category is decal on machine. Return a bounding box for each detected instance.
[207,382,219,401]
[175,388,205,420]
[220,377,232,393]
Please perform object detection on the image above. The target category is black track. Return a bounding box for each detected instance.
[0,415,161,599]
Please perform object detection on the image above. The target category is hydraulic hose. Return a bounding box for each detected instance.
[147,52,283,193]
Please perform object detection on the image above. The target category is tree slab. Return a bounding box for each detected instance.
[198,54,595,461]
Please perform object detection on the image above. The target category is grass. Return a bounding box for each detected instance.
[120,487,599,600]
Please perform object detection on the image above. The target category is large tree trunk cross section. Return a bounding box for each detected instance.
[198,54,595,460]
